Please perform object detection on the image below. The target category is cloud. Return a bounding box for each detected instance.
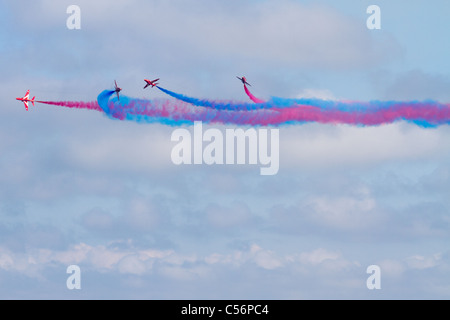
[249,244,283,270]
[384,70,450,101]
[78,195,174,243]
[304,191,387,233]
[279,123,448,170]
[0,242,172,276]
[0,240,449,298]
[3,0,403,79]
[205,202,254,229]
[269,189,386,239]
[296,88,337,100]
[81,207,114,231]
[297,248,349,266]
[63,123,175,174]
[0,223,69,252]
[378,259,405,277]
[117,254,148,275]
[406,253,442,270]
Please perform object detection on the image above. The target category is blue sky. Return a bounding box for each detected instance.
[0,0,449,299]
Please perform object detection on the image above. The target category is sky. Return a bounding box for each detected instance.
[0,0,450,299]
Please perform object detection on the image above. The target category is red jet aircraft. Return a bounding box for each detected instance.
[237,76,251,86]
[143,78,159,89]
[114,80,122,101]
[16,90,35,111]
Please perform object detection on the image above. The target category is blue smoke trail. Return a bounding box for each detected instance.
[156,86,272,111]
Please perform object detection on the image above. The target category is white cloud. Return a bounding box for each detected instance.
[122,197,162,231]
[82,208,114,231]
[64,124,174,174]
[378,259,405,277]
[280,122,448,169]
[205,202,254,228]
[384,70,450,101]
[117,255,148,275]
[0,250,14,271]
[297,248,342,265]
[250,244,283,270]
[296,89,337,100]
[5,0,402,74]
[307,194,379,230]
[406,253,442,270]
[0,241,449,298]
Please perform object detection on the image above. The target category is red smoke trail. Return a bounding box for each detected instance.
[36,100,103,112]
[243,84,265,103]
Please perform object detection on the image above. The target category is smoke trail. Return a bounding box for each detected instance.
[97,90,450,127]
[243,84,265,104]
[37,98,103,112]
[156,86,271,111]
[157,86,450,126]
[34,90,450,127]
[268,96,429,112]
[269,97,450,126]
[97,90,279,126]
[157,85,450,123]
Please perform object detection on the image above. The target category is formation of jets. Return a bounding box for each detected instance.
[16,76,252,110]
[113,78,160,102]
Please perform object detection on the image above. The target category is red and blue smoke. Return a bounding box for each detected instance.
[36,84,450,127]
